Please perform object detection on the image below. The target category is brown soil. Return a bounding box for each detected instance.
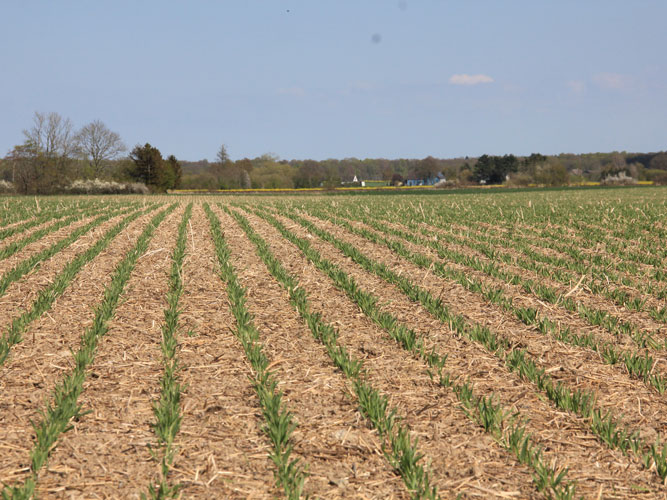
[0,216,79,257]
[2,198,664,499]
[452,219,666,308]
[410,219,666,335]
[34,206,183,499]
[339,215,667,370]
[0,217,40,232]
[0,207,148,334]
[235,208,583,498]
[575,220,664,257]
[0,212,108,276]
[251,207,664,498]
[0,207,165,488]
[295,211,667,430]
[0,210,51,233]
[466,220,663,289]
[165,204,276,499]
[215,205,410,499]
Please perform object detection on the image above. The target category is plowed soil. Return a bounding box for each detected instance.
[1,192,666,500]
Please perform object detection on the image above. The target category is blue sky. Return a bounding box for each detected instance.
[1,1,666,161]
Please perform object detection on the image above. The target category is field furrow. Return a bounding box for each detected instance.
[383,216,666,335]
[217,205,412,499]
[427,222,666,332]
[0,207,166,486]
[439,219,667,310]
[0,208,116,277]
[239,206,659,498]
[0,201,105,242]
[255,206,665,497]
[165,205,276,499]
[34,205,184,498]
[0,205,174,498]
[313,211,667,383]
[289,210,667,423]
[0,205,148,330]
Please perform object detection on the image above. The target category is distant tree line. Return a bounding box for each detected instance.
[176,149,666,190]
[2,111,666,194]
[0,111,181,194]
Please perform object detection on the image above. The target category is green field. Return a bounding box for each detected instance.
[0,186,665,499]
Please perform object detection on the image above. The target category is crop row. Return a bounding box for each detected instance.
[433,217,667,306]
[461,217,665,285]
[205,204,308,498]
[1,204,175,498]
[0,198,91,228]
[146,203,192,499]
[296,204,667,393]
[236,204,579,499]
[348,193,666,275]
[0,203,160,365]
[0,200,126,260]
[0,199,125,241]
[312,201,666,338]
[249,202,667,487]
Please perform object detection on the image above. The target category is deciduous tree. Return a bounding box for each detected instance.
[75,120,127,178]
[414,156,440,181]
[23,111,76,162]
[6,112,77,193]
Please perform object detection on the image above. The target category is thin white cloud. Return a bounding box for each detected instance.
[449,74,494,86]
[566,80,586,95]
[592,73,633,91]
[277,86,306,97]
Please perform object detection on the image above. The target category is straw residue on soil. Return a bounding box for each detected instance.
[235,208,554,499]
[217,205,410,499]
[166,204,276,499]
[0,207,166,487]
[34,206,183,498]
[0,208,143,333]
[256,208,663,498]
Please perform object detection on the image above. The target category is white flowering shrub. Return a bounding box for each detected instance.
[0,180,15,193]
[66,179,149,194]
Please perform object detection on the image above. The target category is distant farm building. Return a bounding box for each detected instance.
[405,173,445,186]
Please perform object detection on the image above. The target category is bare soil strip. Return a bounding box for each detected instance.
[0,201,106,242]
[476,218,660,265]
[0,207,67,238]
[408,219,666,334]
[446,220,665,309]
[215,205,411,499]
[338,215,667,371]
[33,206,184,498]
[0,207,142,333]
[0,208,165,486]
[164,205,276,499]
[0,211,112,276]
[253,208,664,498]
[574,220,664,258]
[442,218,665,302]
[514,238,665,310]
[472,219,661,262]
[296,212,667,435]
[0,213,42,231]
[0,214,85,259]
[453,216,663,284]
[236,208,562,499]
